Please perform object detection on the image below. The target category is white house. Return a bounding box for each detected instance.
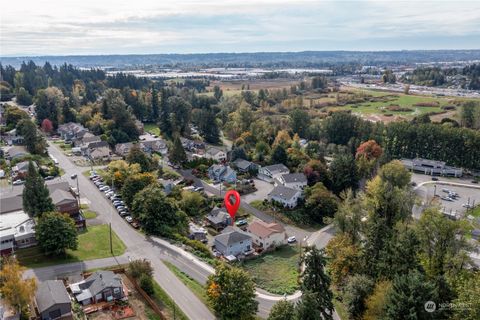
[275,173,307,190]
[258,164,290,182]
[268,185,302,208]
[205,147,226,162]
[246,220,287,250]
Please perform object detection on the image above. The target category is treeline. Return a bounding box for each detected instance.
[383,121,480,170]
[401,64,480,89]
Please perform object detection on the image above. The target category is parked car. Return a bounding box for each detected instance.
[70,174,77,179]
[99,186,110,192]
[111,196,122,202]
[113,201,125,207]
[194,186,204,192]
[287,236,297,244]
[105,191,115,198]
[116,206,126,211]
[235,219,247,227]
[131,221,140,229]
[125,216,133,223]
[431,177,439,181]
[44,176,55,181]
[118,210,129,217]
[89,174,98,180]
[472,180,479,184]
[12,180,24,185]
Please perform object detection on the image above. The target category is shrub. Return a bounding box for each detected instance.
[127,259,153,279]
[139,273,154,295]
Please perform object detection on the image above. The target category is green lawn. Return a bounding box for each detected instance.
[17,224,126,268]
[242,245,300,295]
[471,205,480,218]
[144,123,161,136]
[83,210,97,219]
[164,261,211,311]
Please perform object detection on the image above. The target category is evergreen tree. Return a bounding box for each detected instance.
[169,135,187,164]
[126,144,153,172]
[300,247,334,320]
[271,145,288,165]
[22,161,54,217]
[151,87,159,120]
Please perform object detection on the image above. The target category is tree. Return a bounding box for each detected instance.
[36,212,78,255]
[131,185,188,237]
[180,190,207,216]
[342,275,374,319]
[271,145,288,165]
[35,86,64,128]
[355,140,382,161]
[231,146,247,162]
[382,69,396,84]
[460,101,479,129]
[126,144,153,172]
[16,87,33,106]
[41,118,53,134]
[384,271,437,320]
[333,190,363,244]
[127,259,154,279]
[452,272,480,320]
[330,153,358,195]
[295,290,324,320]
[300,247,334,320]
[169,135,187,164]
[22,161,54,217]
[105,160,141,189]
[272,130,292,148]
[303,160,330,187]
[289,108,310,137]
[197,109,220,143]
[121,173,156,207]
[0,257,36,317]
[363,280,392,320]
[325,234,360,287]
[267,300,295,320]
[213,85,223,101]
[304,182,338,223]
[166,96,192,135]
[16,119,46,155]
[151,87,159,120]
[206,264,258,320]
[139,273,154,295]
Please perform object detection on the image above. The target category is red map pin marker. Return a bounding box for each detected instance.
[224,190,240,225]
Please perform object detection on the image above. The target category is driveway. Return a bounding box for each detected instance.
[242,178,274,203]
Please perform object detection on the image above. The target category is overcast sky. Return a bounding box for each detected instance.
[1,0,479,56]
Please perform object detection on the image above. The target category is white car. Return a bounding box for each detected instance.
[125,216,133,223]
[99,186,110,192]
[287,236,297,244]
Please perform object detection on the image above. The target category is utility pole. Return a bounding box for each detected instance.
[110,176,114,255]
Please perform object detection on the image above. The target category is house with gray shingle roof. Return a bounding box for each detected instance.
[275,173,307,190]
[268,185,302,208]
[35,280,72,320]
[232,158,258,173]
[214,226,252,257]
[258,164,290,182]
[206,207,232,230]
[70,270,124,306]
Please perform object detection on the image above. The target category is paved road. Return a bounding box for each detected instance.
[46,142,216,320]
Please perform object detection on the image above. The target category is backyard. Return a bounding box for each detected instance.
[17,224,126,268]
[144,123,161,136]
[242,245,301,295]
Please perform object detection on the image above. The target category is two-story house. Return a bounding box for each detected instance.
[258,164,290,182]
[205,147,227,162]
[246,220,287,250]
[214,226,252,257]
[208,164,237,184]
[232,158,258,173]
[275,173,307,190]
[268,185,302,208]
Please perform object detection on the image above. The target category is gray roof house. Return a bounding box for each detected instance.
[115,142,134,156]
[140,139,168,155]
[70,271,124,306]
[268,185,302,208]
[214,226,252,257]
[57,122,88,141]
[206,207,232,230]
[208,165,237,184]
[85,141,110,160]
[74,133,101,148]
[5,146,29,160]
[275,173,308,190]
[205,147,227,161]
[13,160,38,175]
[232,158,258,173]
[35,280,71,320]
[258,164,290,182]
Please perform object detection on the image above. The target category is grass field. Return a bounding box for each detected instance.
[144,123,161,136]
[471,205,480,218]
[164,261,211,311]
[242,245,300,295]
[83,210,98,219]
[17,224,126,268]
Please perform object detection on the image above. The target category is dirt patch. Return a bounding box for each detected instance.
[361,113,407,123]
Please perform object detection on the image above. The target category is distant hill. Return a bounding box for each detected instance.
[2,50,480,69]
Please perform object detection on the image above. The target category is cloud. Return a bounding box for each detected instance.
[1,0,479,56]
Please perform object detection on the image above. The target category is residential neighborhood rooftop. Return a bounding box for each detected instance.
[35,280,71,314]
[268,185,300,201]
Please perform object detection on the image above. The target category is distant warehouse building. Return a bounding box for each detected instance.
[401,158,462,177]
